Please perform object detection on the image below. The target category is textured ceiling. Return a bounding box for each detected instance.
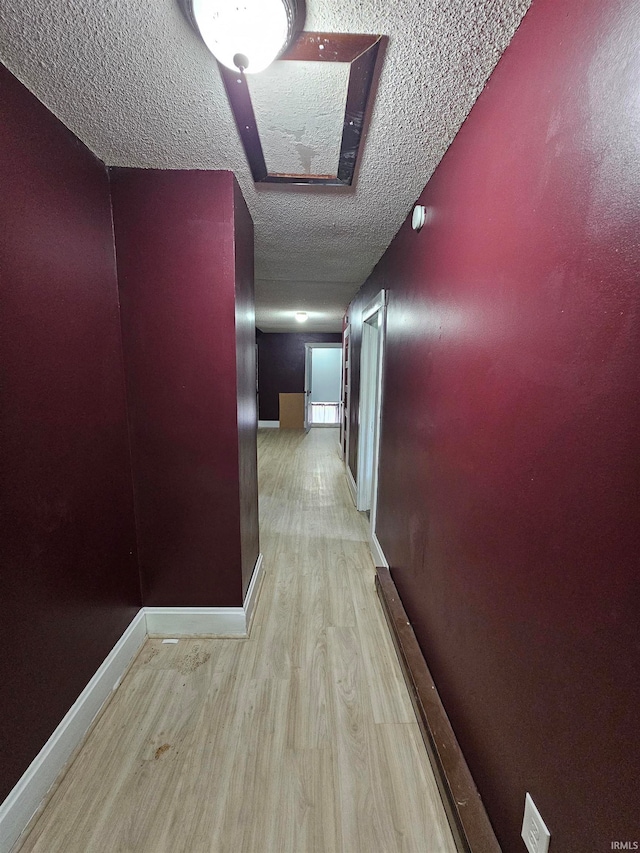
[249,60,350,176]
[0,0,531,331]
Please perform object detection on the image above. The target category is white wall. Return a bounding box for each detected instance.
[310,346,342,402]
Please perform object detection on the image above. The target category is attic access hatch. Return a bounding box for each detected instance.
[218,32,385,186]
[249,60,349,178]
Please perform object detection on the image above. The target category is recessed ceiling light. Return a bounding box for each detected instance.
[295,312,308,323]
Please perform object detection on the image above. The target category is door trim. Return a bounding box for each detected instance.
[304,342,342,429]
[356,291,386,543]
[340,324,351,462]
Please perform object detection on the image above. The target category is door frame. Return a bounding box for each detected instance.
[356,290,387,558]
[304,342,343,429]
[340,325,351,463]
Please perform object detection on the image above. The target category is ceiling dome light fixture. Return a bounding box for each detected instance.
[295,312,308,323]
[189,0,305,73]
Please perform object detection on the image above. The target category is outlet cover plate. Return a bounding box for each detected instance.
[521,793,551,853]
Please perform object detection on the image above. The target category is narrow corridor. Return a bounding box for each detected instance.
[16,428,456,853]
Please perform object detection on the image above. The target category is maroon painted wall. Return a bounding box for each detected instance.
[0,66,140,801]
[257,332,342,420]
[233,182,260,597]
[111,169,258,607]
[348,0,640,849]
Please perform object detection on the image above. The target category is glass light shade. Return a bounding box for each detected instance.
[192,0,293,73]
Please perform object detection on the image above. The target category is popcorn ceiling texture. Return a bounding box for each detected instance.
[248,60,350,176]
[0,0,531,331]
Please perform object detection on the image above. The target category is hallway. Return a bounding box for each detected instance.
[14,428,456,853]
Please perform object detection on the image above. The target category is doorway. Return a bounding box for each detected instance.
[339,325,351,463]
[304,343,343,428]
[356,291,387,562]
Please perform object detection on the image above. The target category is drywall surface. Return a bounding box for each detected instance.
[111,168,246,607]
[257,332,342,421]
[0,64,140,802]
[348,0,640,848]
[233,180,260,598]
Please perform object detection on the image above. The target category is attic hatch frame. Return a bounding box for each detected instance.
[218,32,385,186]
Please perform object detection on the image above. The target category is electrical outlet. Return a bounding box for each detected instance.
[521,793,551,853]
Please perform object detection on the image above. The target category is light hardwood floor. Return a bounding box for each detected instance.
[15,428,457,853]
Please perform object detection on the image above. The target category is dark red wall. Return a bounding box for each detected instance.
[111,169,257,607]
[348,0,640,849]
[233,182,260,597]
[0,66,140,801]
[257,332,342,420]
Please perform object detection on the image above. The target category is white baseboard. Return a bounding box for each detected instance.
[346,464,357,506]
[1,553,267,851]
[145,553,264,638]
[370,531,389,569]
[144,606,246,637]
[0,610,147,853]
[258,420,279,428]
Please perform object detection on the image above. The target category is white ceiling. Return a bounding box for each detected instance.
[0,0,531,332]
[248,60,351,176]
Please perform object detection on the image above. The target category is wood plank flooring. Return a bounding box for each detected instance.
[15,428,457,853]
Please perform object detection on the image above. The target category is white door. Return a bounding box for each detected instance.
[356,292,386,549]
[304,344,312,429]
